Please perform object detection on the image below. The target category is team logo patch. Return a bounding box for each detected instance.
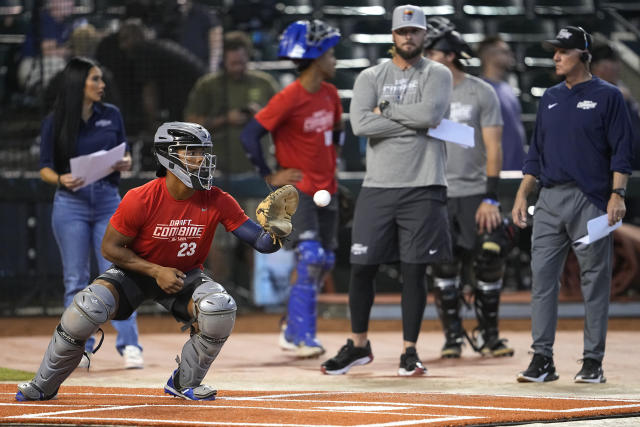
[576,100,597,110]
[95,119,112,127]
[450,102,473,123]
[402,9,414,21]
[351,243,368,255]
[557,28,572,39]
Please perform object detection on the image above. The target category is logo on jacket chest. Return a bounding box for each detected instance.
[577,100,597,110]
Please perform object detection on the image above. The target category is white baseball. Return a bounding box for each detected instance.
[313,190,331,207]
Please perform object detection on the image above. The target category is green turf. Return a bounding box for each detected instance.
[0,367,34,381]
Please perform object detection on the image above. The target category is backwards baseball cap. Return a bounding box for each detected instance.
[392,5,426,31]
[543,26,592,52]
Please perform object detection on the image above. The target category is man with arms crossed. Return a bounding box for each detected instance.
[321,5,453,376]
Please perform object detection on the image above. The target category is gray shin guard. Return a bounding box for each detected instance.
[177,284,236,388]
[31,285,116,396]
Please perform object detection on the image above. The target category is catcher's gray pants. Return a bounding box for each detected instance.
[530,183,612,362]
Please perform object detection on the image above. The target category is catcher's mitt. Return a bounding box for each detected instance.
[256,184,299,241]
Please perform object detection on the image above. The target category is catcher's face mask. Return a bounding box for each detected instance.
[154,122,216,191]
[169,144,216,190]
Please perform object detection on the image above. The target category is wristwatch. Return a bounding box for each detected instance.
[612,188,626,199]
[379,100,390,115]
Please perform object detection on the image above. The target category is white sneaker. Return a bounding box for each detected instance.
[77,351,92,370]
[123,345,144,369]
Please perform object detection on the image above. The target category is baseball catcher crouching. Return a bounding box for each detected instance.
[16,122,297,402]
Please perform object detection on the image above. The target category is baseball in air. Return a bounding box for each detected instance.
[313,190,331,207]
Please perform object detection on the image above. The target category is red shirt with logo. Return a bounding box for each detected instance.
[110,177,248,273]
[255,80,342,196]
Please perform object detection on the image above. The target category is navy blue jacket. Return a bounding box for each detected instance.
[523,77,634,211]
[40,103,128,187]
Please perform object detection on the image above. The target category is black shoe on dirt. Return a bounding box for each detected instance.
[398,347,426,376]
[517,353,559,383]
[574,358,606,384]
[321,339,373,375]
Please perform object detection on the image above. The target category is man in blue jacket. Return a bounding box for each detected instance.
[512,26,634,384]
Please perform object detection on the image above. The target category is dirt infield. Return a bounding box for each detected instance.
[1,315,640,425]
[2,385,640,426]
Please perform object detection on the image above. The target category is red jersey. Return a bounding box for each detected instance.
[110,177,248,273]
[255,80,342,196]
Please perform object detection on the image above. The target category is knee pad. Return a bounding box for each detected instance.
[176,282,236,389]
[193,281,237,344]
[60,284,116,341]
[432,261,460,279]
[295,240,325,288]
[474,242,505,283]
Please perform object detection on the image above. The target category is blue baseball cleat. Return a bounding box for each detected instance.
[16,382,58,401]
[164,369,217,401]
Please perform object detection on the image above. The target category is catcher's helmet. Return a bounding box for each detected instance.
[278,19,340,60]
[424,17,473,59]
[154,122,216,191]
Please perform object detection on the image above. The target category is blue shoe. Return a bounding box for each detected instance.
[16,382,57,401]
[164,369,216,401]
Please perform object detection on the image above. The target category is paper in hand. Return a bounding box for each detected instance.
[69,143,126,191]
[428,119,475,148]
[574,214,621,245]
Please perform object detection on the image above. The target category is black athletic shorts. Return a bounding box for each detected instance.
[285,190,338,251]
[96,266,216,323]
[350,186,452,264]
[447,194,484,251]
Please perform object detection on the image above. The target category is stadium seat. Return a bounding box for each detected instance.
[449,17,486,43]
[390,0,456,16]
[275,0,313,17]
[0,0,23,16]
[523,44,556,68]
[495,17,556,43]
[519,68,561,98]
[322,0,385,17]
[349,18,391,45]
[533,0,595,16]
[462,0,526,17]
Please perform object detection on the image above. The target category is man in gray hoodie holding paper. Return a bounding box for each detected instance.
[321,4,453,376]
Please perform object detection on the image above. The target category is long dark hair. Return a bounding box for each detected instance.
[52,56,100,172]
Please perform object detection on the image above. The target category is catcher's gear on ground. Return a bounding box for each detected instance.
[256,185,299,241]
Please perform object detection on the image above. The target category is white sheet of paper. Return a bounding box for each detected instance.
[574,214,622,245]
[69,143,126,191]
[428,119,475,148]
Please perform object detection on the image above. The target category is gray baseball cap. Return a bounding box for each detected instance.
[392,5,426,31]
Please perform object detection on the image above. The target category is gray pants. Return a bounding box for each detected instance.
[530,184,612,362]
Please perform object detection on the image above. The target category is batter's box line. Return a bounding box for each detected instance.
[4,402,486,419]
[3,415,483,426]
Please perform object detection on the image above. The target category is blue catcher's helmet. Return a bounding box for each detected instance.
[278,20,341,60]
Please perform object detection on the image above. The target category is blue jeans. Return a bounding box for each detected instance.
[51,181,140,354]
